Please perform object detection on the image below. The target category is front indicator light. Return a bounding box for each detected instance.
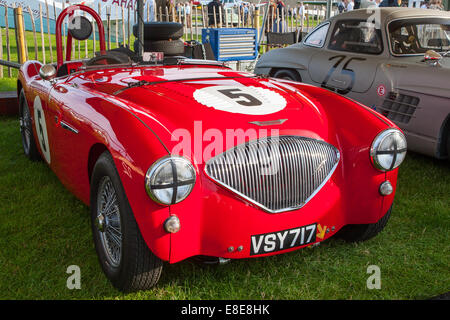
[370,129,407,171]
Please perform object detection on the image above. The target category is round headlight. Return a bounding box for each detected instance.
[145,156,196,205]
[370,129,407,171]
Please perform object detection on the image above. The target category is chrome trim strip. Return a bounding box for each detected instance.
[60,120,79,134]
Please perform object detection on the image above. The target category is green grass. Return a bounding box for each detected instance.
[0,115,448,299]
[0,78,16,92]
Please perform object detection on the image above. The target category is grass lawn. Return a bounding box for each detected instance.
[0,114,448,299]
[0,78,16,92]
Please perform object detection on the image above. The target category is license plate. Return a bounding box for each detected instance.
[250,223,317,255]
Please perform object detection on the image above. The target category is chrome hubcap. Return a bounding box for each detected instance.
[96,176,122,268]
[95,214,106,232]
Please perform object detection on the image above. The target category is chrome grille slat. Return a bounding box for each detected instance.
[205,136,340,213]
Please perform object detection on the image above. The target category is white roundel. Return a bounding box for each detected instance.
[33,96,51,164]
[193,85,287,115]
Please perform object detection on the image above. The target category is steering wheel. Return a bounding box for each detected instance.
[85,52,131,66]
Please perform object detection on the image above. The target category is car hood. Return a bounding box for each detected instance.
[75,65,382,162]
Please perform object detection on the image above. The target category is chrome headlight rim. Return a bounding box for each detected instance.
[370,128,407,172]
[145,155,196,205]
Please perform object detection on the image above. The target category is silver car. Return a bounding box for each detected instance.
[255,8,450,160]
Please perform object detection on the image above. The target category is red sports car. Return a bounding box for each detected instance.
[17,5,406,292]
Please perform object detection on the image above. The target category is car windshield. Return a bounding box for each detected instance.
[388,18,450,55]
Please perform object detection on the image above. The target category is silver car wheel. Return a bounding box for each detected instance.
[96,176,122,268]
[20,102,31,155]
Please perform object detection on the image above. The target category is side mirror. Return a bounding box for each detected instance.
[424,50,442,65]
[39,64,57,80]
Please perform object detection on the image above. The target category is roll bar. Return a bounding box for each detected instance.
[55,5,106,67]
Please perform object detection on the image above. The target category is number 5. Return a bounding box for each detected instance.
[217,88,262,107]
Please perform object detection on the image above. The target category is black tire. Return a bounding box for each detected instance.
[90,151,163,292]
[133,22,183,41]
[19,89,40,161]
[335,206,392,242]
[272,69,302,82]
[135,39,185,56]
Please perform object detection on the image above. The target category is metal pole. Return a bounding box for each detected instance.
[137,0,144,59]
[326,0,332,20]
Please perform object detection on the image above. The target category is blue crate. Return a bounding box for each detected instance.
[202,28,258,62]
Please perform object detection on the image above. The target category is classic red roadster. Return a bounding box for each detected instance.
[17,5,406,292]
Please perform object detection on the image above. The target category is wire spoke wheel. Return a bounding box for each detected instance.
[97,176,122,268]
[20,101,31,154]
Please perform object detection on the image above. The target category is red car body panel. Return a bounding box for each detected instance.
[17,5,401,264]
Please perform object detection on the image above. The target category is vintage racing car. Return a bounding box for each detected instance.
[255,8,450,160]
[18,4,406,292]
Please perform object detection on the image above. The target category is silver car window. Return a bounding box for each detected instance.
[388,18,450,55]
[328,20,383,55]
[304,23,330,48]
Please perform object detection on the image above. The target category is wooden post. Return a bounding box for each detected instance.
[201,5,206,29]
[115,5,119,48]
[62,0,66,59]
[237,6,241,28]
[83,11,88,58]
[213,6,217,28]
[45,0,53,62]
[14,6,27,64]
[195,6,199,41]
[183,5,187,37]
[218,5,222,28]
[5,4,12,76]
[224,7,228,28]
[128,6,131,47]
[27,6,38,61]
[189,5,193,40]
[38,4,45,65]
[122,5,126,45]
[306,7,309,32]
[271,6,274,33]
[254,8,260,44]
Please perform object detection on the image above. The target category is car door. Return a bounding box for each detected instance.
[308,19,383,95]
[43,78,88,196]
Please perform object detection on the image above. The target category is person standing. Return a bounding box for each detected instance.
[207,0,223,26]
[429,0,444,9]
[346,0,355,11]
[378,0,399,7]
[338,0,346,12]
[185,2,192,27]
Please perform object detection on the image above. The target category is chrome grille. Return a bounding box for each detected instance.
[376,93,420,124]
[205,136,340,213]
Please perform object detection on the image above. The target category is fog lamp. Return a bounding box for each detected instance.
[379,181,393,196]
[164,216,180,233]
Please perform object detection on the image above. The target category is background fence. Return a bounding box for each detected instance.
[0,0,337,78]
